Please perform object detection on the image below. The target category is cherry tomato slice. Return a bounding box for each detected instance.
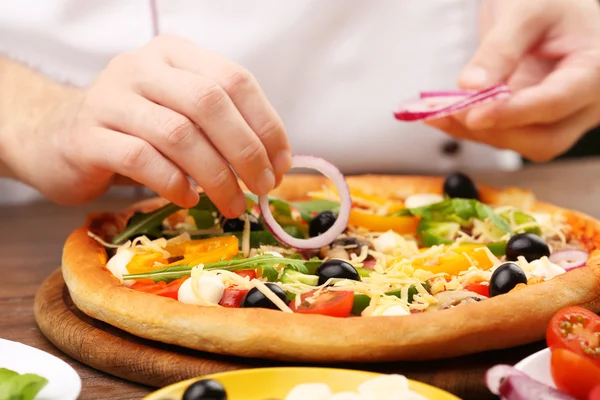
[219,287,249,308]
[546,306,600,368]
[154,278,186,300]
[464,282,490,297]
[235,270,257,280]
[130,281,166,293]
[590,386,600,400]
[289,290,354,318]
[551,348,600,400]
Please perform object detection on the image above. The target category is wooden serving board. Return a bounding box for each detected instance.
[34,269,546,400]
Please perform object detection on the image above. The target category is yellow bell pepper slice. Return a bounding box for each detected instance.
[126,236,239,274]
[415,244,494,276]
[348,209,419,234]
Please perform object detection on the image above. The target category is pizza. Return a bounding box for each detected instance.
[61,156,600,363]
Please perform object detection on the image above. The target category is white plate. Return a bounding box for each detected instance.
[0,338,81,400]
[514,347,555,387]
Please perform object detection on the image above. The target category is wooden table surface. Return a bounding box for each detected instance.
[2,157,600,400]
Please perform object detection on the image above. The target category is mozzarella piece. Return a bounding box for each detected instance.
[374,231,404,253]
[284,383,332,400]
[358,375,412,400]
[106,248,136,287]
[528,257,566,280]
[381,305,411,317]
[404,194,444,209]
[178,275,224,305]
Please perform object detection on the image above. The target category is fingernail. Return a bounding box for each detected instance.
[274,150,293,175]
[184,185,200,207]
[256,168,275,194]
[460,66,489,89]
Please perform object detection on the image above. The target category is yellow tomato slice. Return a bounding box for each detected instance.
[348,209,419,234]
[126,236,239,274]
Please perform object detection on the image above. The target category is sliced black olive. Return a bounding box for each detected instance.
[309,211,337,237]
[316,259,360,286]
[506,233,550,262]
[182,379,227,400]
[330,237,370,256]
[443,172,479,199]
[241,283,288,310]
[489,262,527,297]
[222,214,262,232]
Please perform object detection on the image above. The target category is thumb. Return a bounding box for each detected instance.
[459,3,551,89]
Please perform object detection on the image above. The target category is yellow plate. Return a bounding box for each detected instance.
[144,367,461,400]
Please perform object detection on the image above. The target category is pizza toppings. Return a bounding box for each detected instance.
[316,259,361,286]
[241,282,290,311]
[489,262,527,297]
[178,275,224,306]
[549,249,589,271]
[182,378,226,400]
[443,172,479,200]
[506,233,551,262]
[259,155,352,250]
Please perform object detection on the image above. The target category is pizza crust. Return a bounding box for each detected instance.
[61,175,600,362]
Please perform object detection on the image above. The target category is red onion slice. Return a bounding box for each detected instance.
[499,375,577,400]
[419,89,474,98]
[394,83,511,121]
[485,365,527,395]
[549,249,589,271]
[258,155,351,250]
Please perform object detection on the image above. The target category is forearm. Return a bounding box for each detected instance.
[0,58,80,179]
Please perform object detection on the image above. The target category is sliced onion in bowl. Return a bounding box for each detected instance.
[485,364,527,395]
[549,249,589,271]
[499,375,577,400]
[394,83,511,121]
[258,155,351,250]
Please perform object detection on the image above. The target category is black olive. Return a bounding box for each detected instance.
[443,172,479,199]
[506,233,550,262]
[222,214,262,232]
[330,237,370,257]
[182,379,227,400]
[241,283,288,310]
[309,211,337,237]
[489,262,527,297]
[316,259,361,286]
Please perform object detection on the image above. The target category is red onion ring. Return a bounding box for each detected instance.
[499,375,577,400]
[549,249,589,271]
[485,365,527,395]
[394,83,511,121]
[258,155,351,250]
[419,90,474,98]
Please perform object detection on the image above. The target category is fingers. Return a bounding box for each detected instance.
[77,127,199,208]
[428,105,596,162]
[464,54,600,130]
[154,37,292,176]
[98,93,247,218]
[131,65,277,197]
[459,1,552,89]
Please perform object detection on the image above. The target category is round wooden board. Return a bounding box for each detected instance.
[34,268,547,400]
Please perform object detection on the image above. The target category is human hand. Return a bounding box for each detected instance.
[14,35,291,217]
[427,0,600,162]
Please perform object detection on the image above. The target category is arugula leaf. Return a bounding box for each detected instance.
[290,199,340,222]
[111,202,182,244]
[123,254,318,283]
[0,368,48,400]
[261,266,279,282]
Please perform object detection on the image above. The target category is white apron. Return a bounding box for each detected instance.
[0,0,520,205]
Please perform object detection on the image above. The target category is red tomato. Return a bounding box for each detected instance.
[289,290,354,318]
[235,270,257,280]
[551,348,600,400]
[464,282,490,297]
[546,306,600,368]
[130,281,166,293]
[155,278,186,300]
[219,287,249,308]
[590,386,600,400]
